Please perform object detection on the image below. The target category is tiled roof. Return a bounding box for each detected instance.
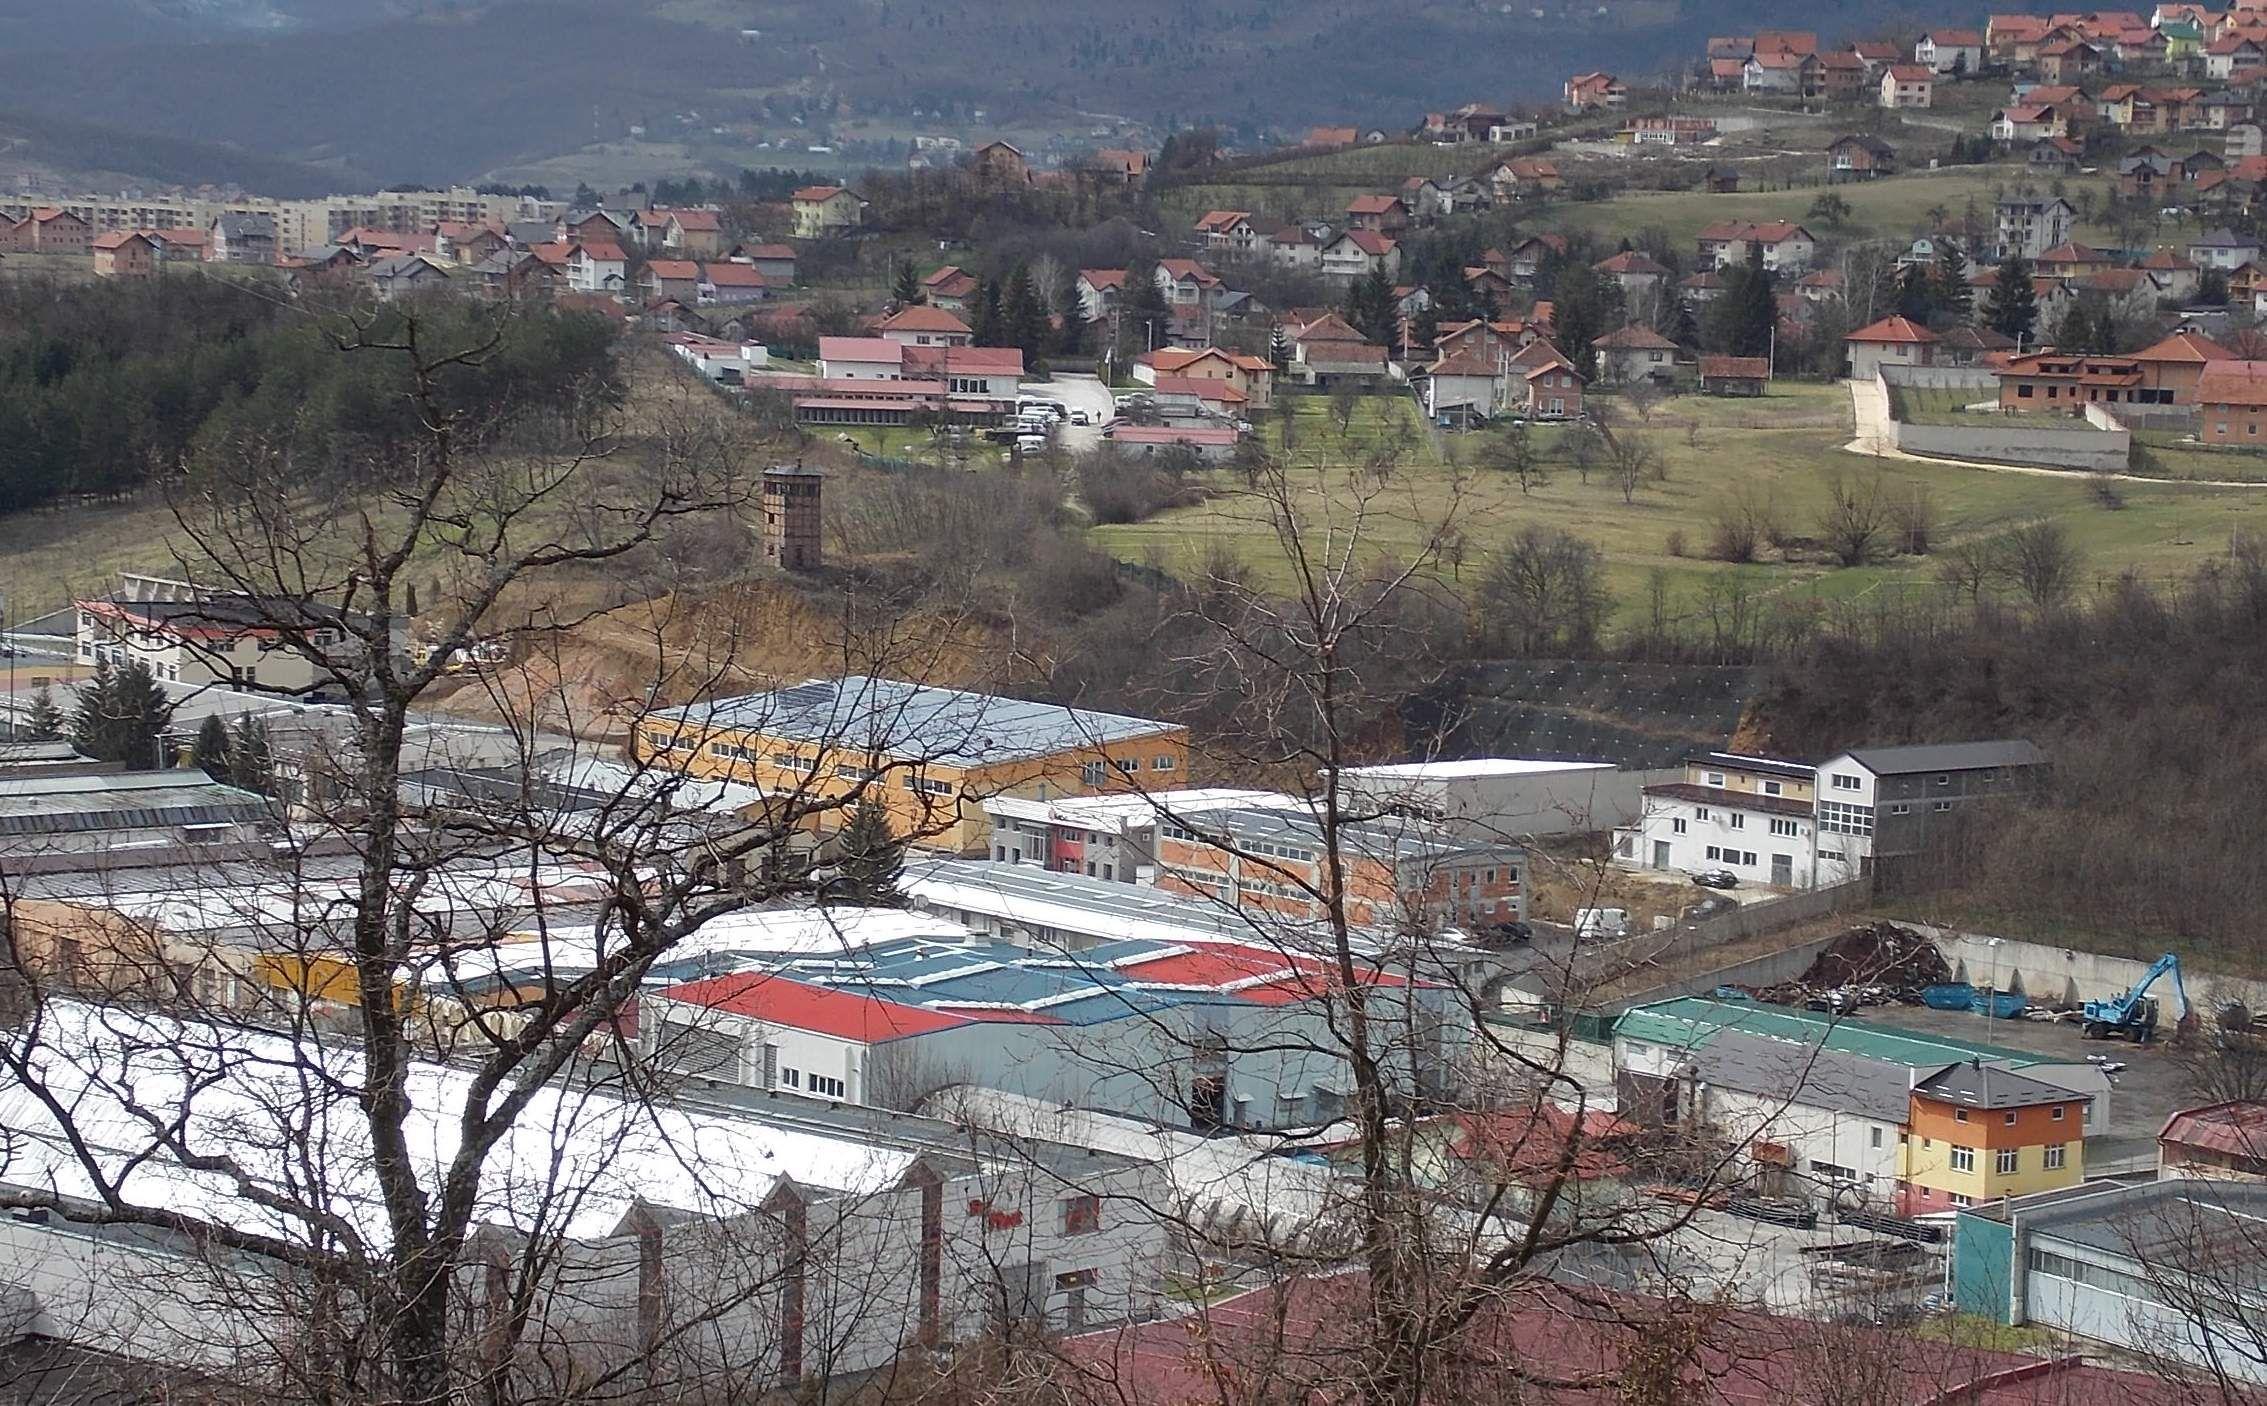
[876,305,972,333]
[2198,359,2267,407]
[1846,314,1937,344]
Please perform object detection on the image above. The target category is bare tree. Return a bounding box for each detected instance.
[1607,430,1662,505]
[1816,468,1891,567]
[1708,483,1782,564]
[1473,525,1614,657]
[2003,518,2083,607]
[1478,418,1548,494]
[1888,480,1939,556]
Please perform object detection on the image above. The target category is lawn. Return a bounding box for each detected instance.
[1885,382,2002,427]
[2131,430,2267,484]
[1088,380,2267,627]
[1260,393,1442,464]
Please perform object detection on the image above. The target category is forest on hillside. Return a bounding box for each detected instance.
[0,279,619,514]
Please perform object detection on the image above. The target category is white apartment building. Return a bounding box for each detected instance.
[75,571,399,696]
[1613,752,1824,888]
[1615,742,2045,889]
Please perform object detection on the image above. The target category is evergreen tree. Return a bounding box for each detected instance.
[829,799,904,907]
[1703,245,1777,358]
[892,259,922,307]
[1003,265,1051,367]
[1549,262,1607,384]
[1667,297,1701,349]
[1346,265,1399,346]
[21,685,63,742]
[1408,302,1441,357]
[2199,266,2232,306]
[2051,301,2097,353]
[1118,260,1172,359]
[70,658,169,768]
[969,278,1005,346]
[230,715,273,794]
[1985,254,2040,344]
[1268,324,1293,373]
[192,713,233,780]
[1932,244,1974,324]
[1897,263,1937,323]
[1054,272,1087,358]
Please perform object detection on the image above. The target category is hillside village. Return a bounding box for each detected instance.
[12,5,2267,1405]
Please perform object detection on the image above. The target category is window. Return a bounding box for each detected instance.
[1933,800,1954,813]
[2018,383,2035,398]
[1729,812,1745,830]
[1889,802,1910,815]
[1809,1160,1855,1181]
[1831,773,1860,791]
[2045,1142,2067,1170]
[1955,1108,1969,1123]
[1821,850,1845,862]
[1672,818,1687,834]
[1935,774,1951,787]
[1769,818,1799,837]
[1763,780,1782,796]
[1871,1127,1884,1148]
[1062,1194,1102,1234]
[1706,845,1721,860]
[1114,758,1138,774]
[1996,1147,2020,1174]
[1950,1193,1973,1207]
[1817,801,1874,836]
[1152,755,1177,771]
[780,1067,802,1089]
[1081,761,1106,786]
[2052,1105,2066,1121]
[2004,1111,2018,1126]
[1705,771,1725,786]
[1950,1145,1975,1172]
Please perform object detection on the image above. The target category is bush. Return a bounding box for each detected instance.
[1665,529,1687,558]
[1076,452,1198,525]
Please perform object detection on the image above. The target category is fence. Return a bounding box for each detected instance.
[1563,874,1876,1002]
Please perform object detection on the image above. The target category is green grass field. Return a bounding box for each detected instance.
[1089,380,2267,626]
[2132,429,2267,484]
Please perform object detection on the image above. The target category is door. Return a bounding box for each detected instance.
[1653,841,1672,870]
[1772,853,1794,886]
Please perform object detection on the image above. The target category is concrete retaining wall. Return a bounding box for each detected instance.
[1876,369,2131,472]
[1891,419,2131,471]
[1901,922,2220,1021]
[1881,366,1999,392]
[1604,933,1839,1011]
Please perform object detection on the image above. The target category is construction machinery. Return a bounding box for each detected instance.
[2079,952,2196,1043]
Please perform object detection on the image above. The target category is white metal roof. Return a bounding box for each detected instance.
[1340,759,1614,780]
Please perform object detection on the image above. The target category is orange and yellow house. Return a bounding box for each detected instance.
[1899,1062,2089,1214]
[632,676,1190,856]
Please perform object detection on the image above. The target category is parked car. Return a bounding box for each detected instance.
[1482,920,1533,947]
[1014,434,1048,453]
[1683,896,1736,922]
[1069,407,1093,425]
[1692,869,1739,890]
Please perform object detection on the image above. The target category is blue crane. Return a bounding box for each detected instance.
[2080,952,2194,1043]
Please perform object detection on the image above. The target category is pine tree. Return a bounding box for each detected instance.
[1348,265,1398,346]
[230,715,273,794]
[192,713,233,780]
[22,686,63,742]
[892,259,922,307]
[1667,298,1701,349]
[1409,302,1441,356]
[71,658,170,768]
[2052,302,2098,353]
[67,660,114,761]
[1003,265,1051,367]
[829,799,904,907]
[1549,262,1607,383]
[1268,324,1293,372]
[1118,260,1171,360]
[970,278,1005,346]
[1932,244,1974,324]
[1897,263,1937,323]
[1703,246,1778,358]
[1985,254,2039,344]
[2199,266,2231,306]
[1054,273,1087,358]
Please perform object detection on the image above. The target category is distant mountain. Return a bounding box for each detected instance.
[0,0,1944,191]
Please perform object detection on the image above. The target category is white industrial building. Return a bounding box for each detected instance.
[0,1000,1173,1385]
[1336,758,1645,840]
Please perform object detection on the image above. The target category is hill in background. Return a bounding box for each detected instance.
[0,0,1941,191]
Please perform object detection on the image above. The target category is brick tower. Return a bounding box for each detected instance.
[761,463,823,571]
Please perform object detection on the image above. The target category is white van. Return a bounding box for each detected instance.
[1014,434,1048,453]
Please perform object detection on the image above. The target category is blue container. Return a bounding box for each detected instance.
[1972,991,2027,1019]
[1922,983,1976,1011]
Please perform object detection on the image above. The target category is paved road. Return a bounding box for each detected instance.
[1021,373,1116,453]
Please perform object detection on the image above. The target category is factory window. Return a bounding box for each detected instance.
[1770,818,1799,838]
[780,1067,802,1089]
[1955,1109,1969,1123]
[1705,771,1725,786]
[1152,755,1177,771]
[1763,780,1782,796]
[2005,1112,2018,1126]
[1831,773,1860,791]
[810,1074,846,1099]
